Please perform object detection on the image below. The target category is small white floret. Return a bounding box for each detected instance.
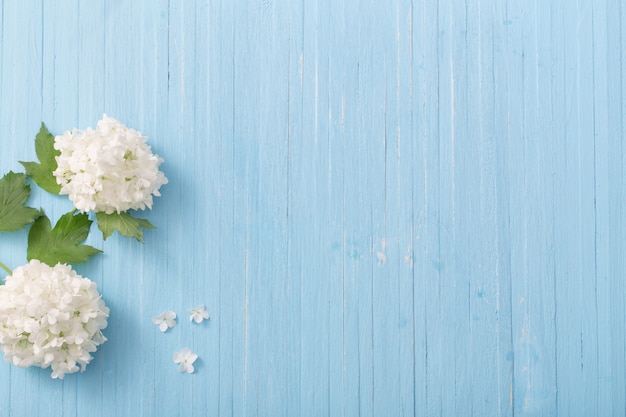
[188,305,210,324]
[152,310,177,332]
[173,348,198,374]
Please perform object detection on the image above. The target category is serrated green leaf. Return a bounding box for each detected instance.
[19,123,61,194]
[96,211,156,242]
[27,211,102,266]
[0,171,41,232]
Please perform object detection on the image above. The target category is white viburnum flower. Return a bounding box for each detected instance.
[188,305,210,324]
[0,260,109,379]
[53,114,168,214]
[173,348,197,374]
[152,310,176,332]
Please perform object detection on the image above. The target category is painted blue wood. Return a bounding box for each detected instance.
[0,0,624,416]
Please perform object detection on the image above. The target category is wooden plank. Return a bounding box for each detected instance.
[605,0,626,414]
[410,0,440,413]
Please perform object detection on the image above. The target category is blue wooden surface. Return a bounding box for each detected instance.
[0,0,624,416]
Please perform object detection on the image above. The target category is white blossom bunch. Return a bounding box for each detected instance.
[0,260,109,379]
[53,114,168,214]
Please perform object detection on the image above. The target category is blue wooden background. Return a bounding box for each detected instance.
[0,0,624,416]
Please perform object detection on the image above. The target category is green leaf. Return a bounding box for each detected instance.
[27,211,102,266]
[19,123,61,194]
[0,171,41,232]
[96,211,156,242]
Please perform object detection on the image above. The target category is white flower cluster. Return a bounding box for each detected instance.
[53,114,168,214]
[0,260,109,379]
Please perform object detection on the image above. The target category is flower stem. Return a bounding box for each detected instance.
[0,261,12,275]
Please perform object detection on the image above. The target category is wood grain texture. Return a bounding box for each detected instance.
[0,0,624,416]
